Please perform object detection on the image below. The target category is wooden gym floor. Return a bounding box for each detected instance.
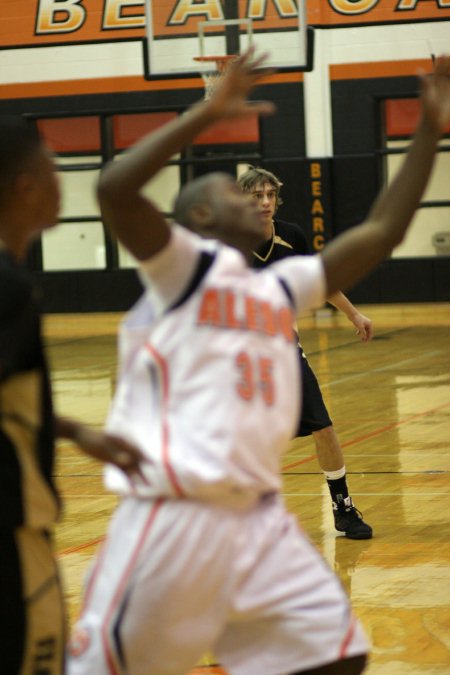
[44,303,450,675]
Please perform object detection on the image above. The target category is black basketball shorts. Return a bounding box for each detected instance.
[295,346,332,437]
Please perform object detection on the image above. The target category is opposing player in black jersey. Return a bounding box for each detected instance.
[0,117,144,675]
[238,166,373,539]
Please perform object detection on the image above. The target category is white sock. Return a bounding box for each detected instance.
[323,466,346,481]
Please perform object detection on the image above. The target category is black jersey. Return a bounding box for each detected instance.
[251,219,332,435]
[252,219,310,269]
[0,249,59,529]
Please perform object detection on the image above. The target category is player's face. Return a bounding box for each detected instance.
[211,175,265,249]
[248,181,277,235]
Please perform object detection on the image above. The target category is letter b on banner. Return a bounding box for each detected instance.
[36,0,86,34]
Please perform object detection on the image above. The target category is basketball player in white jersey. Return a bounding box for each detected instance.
[67,51,450,675]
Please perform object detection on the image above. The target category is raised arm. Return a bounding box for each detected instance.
[321,55,450,296]
[97,50,274,261]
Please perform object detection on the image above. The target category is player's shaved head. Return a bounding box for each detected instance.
[173,171,264,254]
[173,173,230,231]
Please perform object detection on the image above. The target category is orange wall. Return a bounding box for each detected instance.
[0,0,448,48]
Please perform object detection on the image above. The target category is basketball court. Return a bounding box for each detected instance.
[49,304,450,674]
[1,0,449,672]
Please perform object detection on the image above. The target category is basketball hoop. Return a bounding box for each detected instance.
[194,55,237,100]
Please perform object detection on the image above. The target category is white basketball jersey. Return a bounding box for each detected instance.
[104,226,325,508]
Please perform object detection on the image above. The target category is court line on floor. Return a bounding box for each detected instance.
[58,536,105,556]
[283,470,449,475]
[282,492,450,496]
[304,327,408,356]
[281,399,450,472]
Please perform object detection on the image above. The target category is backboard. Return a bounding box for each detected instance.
[144,0,311,79]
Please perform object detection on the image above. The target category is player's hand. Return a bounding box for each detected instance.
[77,428,148,479]
[56,416,149,482]
[207,47,276,121]
[420,55,450,135]
[349,312,373,342]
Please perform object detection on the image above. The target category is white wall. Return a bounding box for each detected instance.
[387,142,450,258]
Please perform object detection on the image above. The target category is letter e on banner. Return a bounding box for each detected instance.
[103,0,146,29]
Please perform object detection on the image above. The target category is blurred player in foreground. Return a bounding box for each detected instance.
[238,165,373,539]
[68,51,450,675]
[0,118,144,674]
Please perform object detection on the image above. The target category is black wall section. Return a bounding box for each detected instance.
[331,75,419,155]
[343,259,450,305]
[331,154,379,234]
[434,258,450,301]
[35,269,144,313]
[259,84,305,157]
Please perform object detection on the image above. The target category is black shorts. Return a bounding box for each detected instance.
[295,346,332,437]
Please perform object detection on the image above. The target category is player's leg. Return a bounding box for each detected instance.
[312,426,372,540]
[215,495,370,675]
[310,424,343,470]
[0,528,66,675]
[68,497,237,675]
[289,653,367,674]
[297,347,372,540]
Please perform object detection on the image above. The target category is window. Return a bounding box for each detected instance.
[382,99,450,258]
[33,109,262,272]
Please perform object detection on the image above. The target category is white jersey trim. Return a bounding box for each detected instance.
[138,225,214,316]
[271,254,326,315]
[138,226,325,320]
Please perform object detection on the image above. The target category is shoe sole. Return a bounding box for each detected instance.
[336,530,373,540]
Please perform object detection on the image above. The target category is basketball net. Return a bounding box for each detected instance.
[194,55,237,100]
